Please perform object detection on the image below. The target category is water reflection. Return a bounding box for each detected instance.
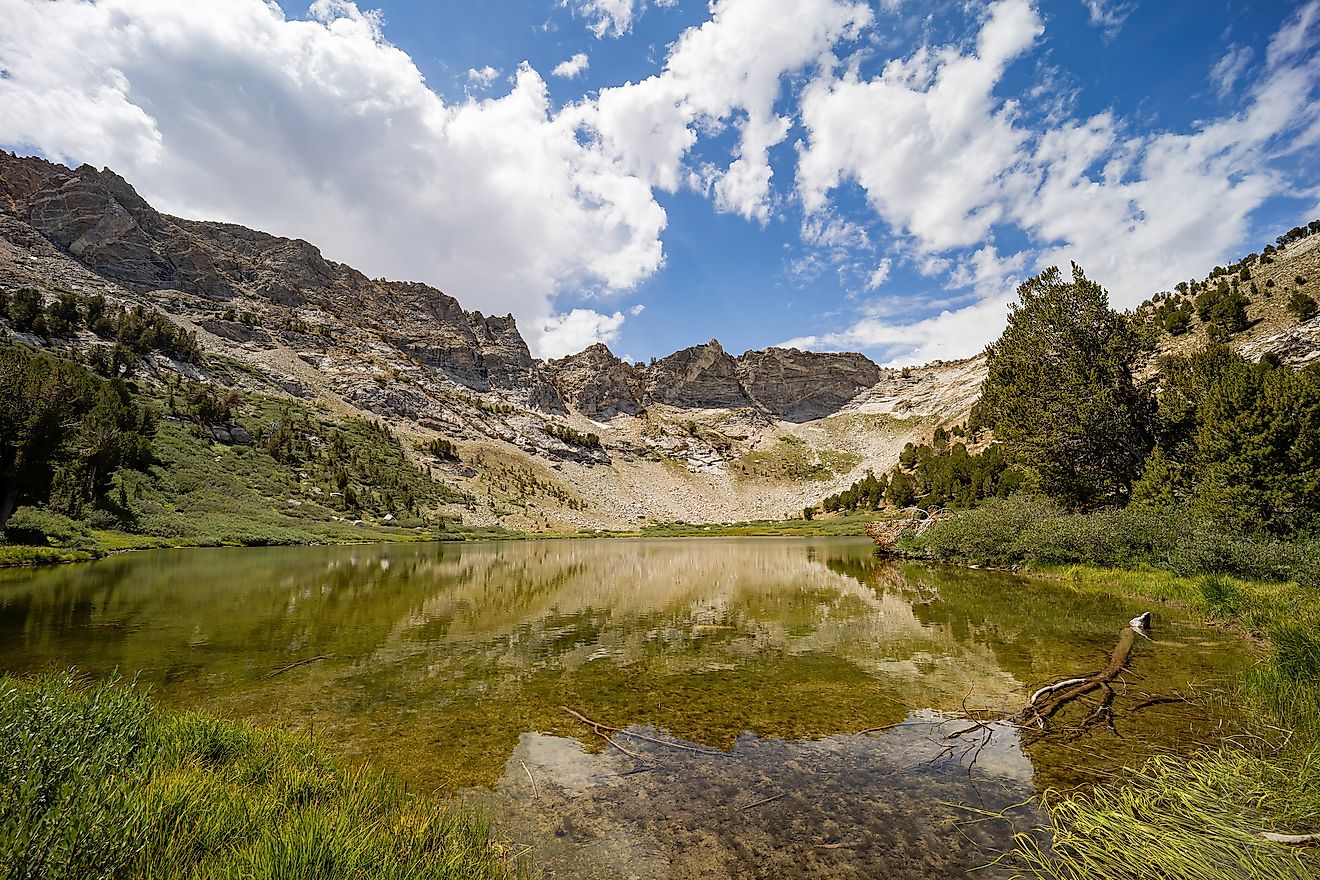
[471,713,1042,880]
[0,538,1251,878]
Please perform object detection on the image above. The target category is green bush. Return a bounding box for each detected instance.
[3,507,96,549]
[906,497,1319,587]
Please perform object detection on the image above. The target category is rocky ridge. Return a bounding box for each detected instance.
[9,152,1311,530]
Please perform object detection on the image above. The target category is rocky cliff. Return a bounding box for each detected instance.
[0,152,992,529]
[544,340,885,422]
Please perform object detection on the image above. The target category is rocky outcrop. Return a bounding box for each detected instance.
[0,151,563,411]
[639,340,753,409]
[737,348,882,421]
[544,343,642,417]
[545,340,886,420]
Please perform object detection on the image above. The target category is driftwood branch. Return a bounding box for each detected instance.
[867,507,952,554]
[562,707,723,757]
[1259,832,1320,846]
[941,616,1171,746]
[263,654,332,679]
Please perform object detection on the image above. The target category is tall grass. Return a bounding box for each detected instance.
[1014,751,1320,879]
[900,501,1320,878]
[0,673,515,880]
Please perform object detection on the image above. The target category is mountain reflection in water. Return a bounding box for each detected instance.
[0,537,1252,878]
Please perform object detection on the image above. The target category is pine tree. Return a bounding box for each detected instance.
[976,264,1150,508]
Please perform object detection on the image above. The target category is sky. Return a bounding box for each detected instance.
[0,1,1318,365]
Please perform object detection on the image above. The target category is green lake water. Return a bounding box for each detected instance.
[0,537,1255,878]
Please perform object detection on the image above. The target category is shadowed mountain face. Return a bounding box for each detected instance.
[0,152,893,422]
[0,151,563,409]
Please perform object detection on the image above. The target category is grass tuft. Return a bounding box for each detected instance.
[0,672,515,880]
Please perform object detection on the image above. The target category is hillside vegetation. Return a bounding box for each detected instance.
[847,250,1320,879]
[0,339,490,565]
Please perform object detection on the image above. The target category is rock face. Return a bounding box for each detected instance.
[641,340,753,409]
[737,348,882,421]
[0,151,562,410]
[544,343,642,417]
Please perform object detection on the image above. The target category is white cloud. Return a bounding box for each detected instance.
[792,0,1320,365]
[1210,45,1253,98]
[576,0,873,222]
[552,52,590,78]
[796,0,1043,251]
[563,0,642,38]
[467,65,500,88]
[1082,1,1136,39]
[536,307,628,357]
[866,258,891,290]
[0,0,666,344]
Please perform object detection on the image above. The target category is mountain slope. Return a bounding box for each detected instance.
[2,152,1315,531]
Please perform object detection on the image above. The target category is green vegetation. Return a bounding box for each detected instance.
[0,343,153,531]
[634,512,873,538]
[0,340,487,563]
[818,427,1018,515]
[975,265,1150,508]
[1151,293,1193,335]
[882,260,1320,878]
[1288,289,1318,321]
[422,437,460,461]
[733,435,860,482]
[0,672,514,880]
[0,287,202,363]
[544,423,601,449]
[1194,279,1251,337]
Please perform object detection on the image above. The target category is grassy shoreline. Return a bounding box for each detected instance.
[0,513,874,568]
[0,672,517,880]
[893,506,1320,879]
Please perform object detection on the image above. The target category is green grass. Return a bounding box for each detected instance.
[900,526,1320,878]
[0,672,516,880]
[627,512,874,538]
[1014,750,1320,880]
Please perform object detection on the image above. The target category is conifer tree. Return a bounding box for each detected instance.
[976,264,1150,508]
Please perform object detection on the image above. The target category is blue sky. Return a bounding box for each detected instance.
[1,0,1317,363]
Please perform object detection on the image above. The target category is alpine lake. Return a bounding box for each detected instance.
[0,537,1258,879]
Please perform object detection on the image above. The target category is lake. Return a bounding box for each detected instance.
[0,537,1254,879]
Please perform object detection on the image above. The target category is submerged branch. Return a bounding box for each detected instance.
[263,655,332,679]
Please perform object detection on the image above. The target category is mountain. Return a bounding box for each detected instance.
[2,152,1315,532]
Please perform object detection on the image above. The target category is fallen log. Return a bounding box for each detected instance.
[866,507,952,554]
[1013,625,1139,731]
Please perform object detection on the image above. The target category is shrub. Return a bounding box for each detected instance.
[1288,290,1318,322]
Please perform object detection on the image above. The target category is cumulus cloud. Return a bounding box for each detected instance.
[552,52,589,78]
[467,65,500,88]
[0,0,666,356]
[790,0,1320,364]
[797,0,1042,252]
[537,307,629,357]
[575,0,873,222]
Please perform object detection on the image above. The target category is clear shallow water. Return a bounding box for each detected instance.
[0,538,1254,878]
